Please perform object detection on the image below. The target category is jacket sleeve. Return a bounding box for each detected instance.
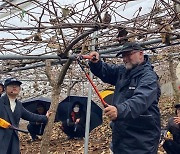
[89,60,124,85]
[21,107,48,123]
[116,71,160,119]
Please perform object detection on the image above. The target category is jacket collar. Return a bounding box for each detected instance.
[2,94,20,124]
[119,55,151,90]
[2,94,11,106]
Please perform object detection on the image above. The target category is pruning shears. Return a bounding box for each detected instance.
[76,55,108,108]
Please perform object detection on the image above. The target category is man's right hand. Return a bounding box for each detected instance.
[89,51,100,63]
[75,118,80,124]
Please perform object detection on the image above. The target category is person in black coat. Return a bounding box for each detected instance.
[163,104,180,154]
[61,101,86,139]
[89,42,161,154]
[27,103,47,142]
[0,77,51,154]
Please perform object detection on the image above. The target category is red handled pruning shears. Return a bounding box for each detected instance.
[76,55,108,108]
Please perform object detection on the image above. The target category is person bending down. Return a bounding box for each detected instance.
[27,103,47,142]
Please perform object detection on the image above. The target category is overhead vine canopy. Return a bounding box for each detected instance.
[0,0,180,75]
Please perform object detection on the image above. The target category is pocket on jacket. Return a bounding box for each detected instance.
[126,114,156,130]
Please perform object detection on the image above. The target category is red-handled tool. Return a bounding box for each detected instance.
[80,55,92,60]
[76,56,108,108]
[79,55,97,61]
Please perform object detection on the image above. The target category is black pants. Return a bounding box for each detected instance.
[163,139,180,154]
[62,121,85,138]
[27,123,45,140]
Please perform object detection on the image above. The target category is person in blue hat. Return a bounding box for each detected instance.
[0,82,4,97]
[162,103,180,154]
[89,42,161,154]
[0,77,51,154]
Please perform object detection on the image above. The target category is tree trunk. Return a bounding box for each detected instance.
[39,58,72,153]
[168,55,180,103]
[40,86,61,154]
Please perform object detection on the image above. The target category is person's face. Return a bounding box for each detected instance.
[0,85,4,94]
[6,84,21,97]
[37,107,45,114]
[122,50,143,70]
[73,105,80,113]
[177,108,180,117]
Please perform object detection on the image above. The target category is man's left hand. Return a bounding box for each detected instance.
[104,105,118,121]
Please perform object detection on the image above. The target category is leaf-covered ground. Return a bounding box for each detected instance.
[20,116,111,154]
[19,96,175,154]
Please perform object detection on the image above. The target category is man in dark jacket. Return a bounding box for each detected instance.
[0,77,51,154]
[163,103,180,154]
[89,42,161,154]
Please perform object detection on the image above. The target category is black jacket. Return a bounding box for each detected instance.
[89,55,161,154]
[0,94,48,154]
[167,117,180,144]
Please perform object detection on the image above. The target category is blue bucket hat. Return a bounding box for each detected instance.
[4,78,22,87]
[116,42,143,57]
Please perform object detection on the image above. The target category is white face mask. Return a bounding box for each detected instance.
[73,106,80,113]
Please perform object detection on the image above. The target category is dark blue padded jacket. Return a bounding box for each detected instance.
[89,55,161,154]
